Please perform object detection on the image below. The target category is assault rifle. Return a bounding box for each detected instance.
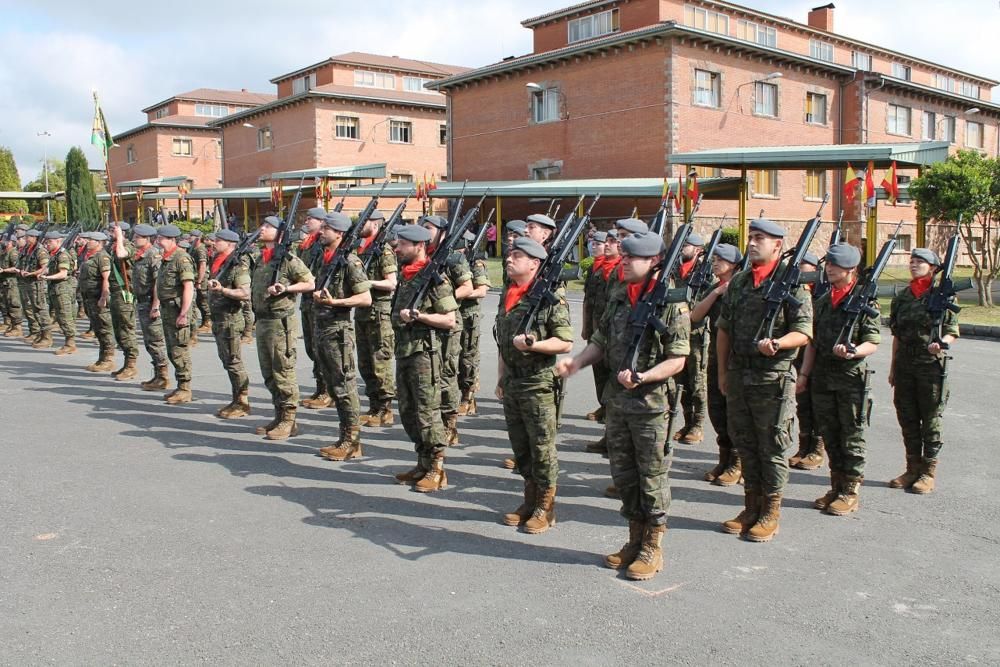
[1,221,16,245]
[466,208,496,261]
[313,181,389,291]
[834,220,904,352]
[213,227,261,282]
[620,222,692,382]
[18,222,50,270]
[927,231,964,350]
[268,177,307,287]
[752,193,829,344]
[813,211,844,299]
[47,225,82,273]
[519,195,600,344]
[333,187,349,213]
[360,193,411,272]
[448,180,469,233]
[648,193,676,237]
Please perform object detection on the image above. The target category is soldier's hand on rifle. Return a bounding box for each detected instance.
[757,338,781,357]
[313,288,333,306]
[207,279,223,292]
[832,344,856,360]
[616,369,642,390]
[267,283,286,297]
[555,357,577,378]
[512,334,533,352]
[400,308,420,324]
[927,342,943,356]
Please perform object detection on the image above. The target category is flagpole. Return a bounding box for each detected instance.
[94,91,119,223]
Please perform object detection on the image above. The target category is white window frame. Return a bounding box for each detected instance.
[736,19,776,47]
[257,126,272,151]
[403,76,434,93]
[171,138,193,157]
[966,121,984,149]
[806,92,827,125]
[809,40,833,62]
[693,69,720,108]
[439,124,448,145]
[683,5,729,35]
[531,87,560,123]
[194,103,228,118]
[154,107,168,119]
[126,145,136,164]
[390,173,414,184]
[892,63,911,81]
[389,120,412,144]
[961,81,981,98]
[922,111,937,140]
[887,104,911,136]
[335,115,359,140]
[754,81,778,117]
[851,51,872,70]
[532,165,561,181]
[354,70,395,89]
[934,74,955,93]
[292,74,313,95]
[941,115,957,143]
[567,9,617,44]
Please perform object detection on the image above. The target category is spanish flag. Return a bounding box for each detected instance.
[881,161,899,206]
[865,161,876,208]
[686,172,699,203]
[843,163,860,205]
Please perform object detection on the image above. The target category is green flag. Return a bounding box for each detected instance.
[90,91,116,159]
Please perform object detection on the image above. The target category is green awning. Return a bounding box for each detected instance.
[116,176,190,189]
[668,142,951,170]
[268,163,387,181]
[0,191,64,200]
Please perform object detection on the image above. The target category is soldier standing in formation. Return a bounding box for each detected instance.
[78,232,116,372]
[356,210,398,428]
[297,208,330,410]
[131,224,171,392]
[496,237,573,533]
[108,223,140,381]
[206,229,252,419]
[673,232,708,445]
[887,248,959,494]
[41,230,77,355]
[581,231,608,425]
[789,252,824,471]
[1,227,25,337]
[559,231,690,581]
[189,230,211,335]
[22,229,53,349]
[390,224,458,492]
[151,225,195,404]
[456,231,491,416]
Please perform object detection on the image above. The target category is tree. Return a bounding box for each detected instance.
[0,146,28,214]
[24,159,67,222]
[65,147,100,225]
[909,150,1000,307]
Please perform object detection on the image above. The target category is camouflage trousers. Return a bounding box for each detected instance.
[160,301,192,383]
[591,358,610,406]
[315,318,361,431]
[109,290,139,360]
[726,370,796,495]
[212,313,248,396]
[2,280,23,322]
[356,310,395,404]
[137,301,168,368]
[300,305,326,395]
[24,279,51,335]
[242,300,254,334]
[811,369,868,477]
[706,352,732,448]
[195,287,211,325]
[47,285,77,339]
[795,377,816,442]
[501,371,559,489]
[677,330,708,429]
[439,331,461,414]
[397,350,447,469]
[256,314,299,410]
[893,358,949,461]
[605,401,671,525]
[457,310,481,394]
[83,295,115,354]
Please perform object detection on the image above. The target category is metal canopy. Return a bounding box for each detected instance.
[268,163,387,181]
[98,184,316,202]
[668,142,951,170]
[116,176,189,189]
[0,191,65,200]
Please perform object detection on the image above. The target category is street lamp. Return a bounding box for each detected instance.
[36,131,51,221]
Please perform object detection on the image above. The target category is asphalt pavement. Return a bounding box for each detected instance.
[1,293,998,665]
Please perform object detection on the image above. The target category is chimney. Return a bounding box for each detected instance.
[808,3,835,32]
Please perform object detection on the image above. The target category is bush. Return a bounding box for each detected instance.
[579,256,594,274]
[721,226,740,246]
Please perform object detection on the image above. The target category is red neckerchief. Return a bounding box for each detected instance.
[162,246,178,261]
[83,247,99,262]
[401,257,428,280]
[300,232,319,251]
[359,235,376,254]
[830,279,856,309]
[211,251,231,276]
[261,247,274,264]
[679,257,697,279]
[910,275,933,299]
[504,281,531,313]
[591,256,606,274]
[627,278,656,306]
[601,257,621,280]
[751,259,780,288]
[322,246,336,264]
[134,246,148,261]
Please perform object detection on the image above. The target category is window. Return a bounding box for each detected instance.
[171,138,193,157]
[966,121,984,149]
[754,81,777,117]
[292,74,313,95]
[335,116,359,140]
[403,76,434,93]
[257,126,272,151]
[567,9,618,43]
[809,40,833,62]
[390,173,413,183]
[531,87,560,123]
[736,19,776,47]
[806,92,827,124]
[154,107,168,119]
[887,104,911,136]
[126,145,136,164]
[922,111,937,140]
[694,69,720,107]
[934,74,955,93]
[234,106,250,113]
[354,70,395,89]
[683,5,729,35]
[961,81,981,98]
[852,51,872,70]
[195,103,229,117]
[752,169,778,196]
[892,63,911,80]
[214,140,223,159]
[805,170,827,200]
[389,120,412,144]
[694,167,721,178]
[940,115,956,143]
[896,234,912,252]
[532,165,561,180]
[439,124,448,145]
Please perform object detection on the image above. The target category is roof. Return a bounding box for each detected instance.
[0,191,64,200]
[268,163,387,181]
[522,0,620,27]
[667,142,952,170]
[270,51,470,84]
[141,88,276,113]
[116,176,190,189]
[113,116,218,142]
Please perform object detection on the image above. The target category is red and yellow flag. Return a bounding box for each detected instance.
[881,161,899,206]
[686,172,699,203]
[843,163,859,205]
[865,160,876,207]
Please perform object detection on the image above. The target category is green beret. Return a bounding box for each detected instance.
[323,212,352,232]
[396,224,433,243]
[526,213,556,229]
[713,243,742,264]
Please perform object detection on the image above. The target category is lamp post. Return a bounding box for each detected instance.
[36,131,51,221]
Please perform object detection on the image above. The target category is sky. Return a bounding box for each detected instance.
[1,0,998,186]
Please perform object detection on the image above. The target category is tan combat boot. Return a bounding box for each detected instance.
[31,332,54,349]
[141,366,170,391]
[114,357,138,381]
[889,456,922,489]
[909,459,937,494]
[255,409,282,436]
[457,389,478,417]
[523,485,556,534]
[585,436,608,455]
[86,351,115,373]
[164,381,193,405]
[443,412,459,446]
[4,323,23,338]
[414,456,447,493]
[746,493,782,542]
[197,319,212,334]
[788,435,811,467]
[722,489,760,535]
[502,458,516,470]
[218,392,251,419]
[825,476,862,516]
[714,451,743,487]
[300,391,331,410]
[814,471,841,511]
[54,337,77,356]
[502,480,537,526]
[626,524,667,581]
[586,406,605,422]
[395,464,426,485]
[704,447,730,483]
[374,403,394,426]
[604,520,645,569]
[795,437,826,470]
[265,407,299,440]
[358,406,380,427]
[321,427,363,461]
[80,329,95,339]
[680,425,704,445]
[604,484,619,499]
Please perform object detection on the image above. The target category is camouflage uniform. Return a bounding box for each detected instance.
[581,258,611,409]
[46,247,77,341]
[703,280,737,465]
[591,280,690,525]
[457,255,491,400]
[676,268,710,436]
[156,248,196,384]
[108,246,139,364]
[439,254,472,419]
[17,244,39,337]
[296,233,326,399]
[355,244,397,413]
[1,244,23,328]
[190,241,210,328]
[251,252,313,411]
[79,248,116,357]
[209,254,252,399]
[132,245,169,371]
[24,240,51,337]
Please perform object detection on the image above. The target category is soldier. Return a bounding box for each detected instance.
[251,216,315,441]
[887,247,959,494]
[500,219,526,286]
[190,229,211,333]
[496,237,573,533]
[557,231,690,581]
[78,232,116,372]
[40,231,77,355]
[206,229,252,418]
[789,252,825,470]
[581,231,608,423]
[673,232,709,444]
[716,218,812,542]
[797,244,880,515]
[420,214,472,447]
[296,207,330,410]
[356,210,398,428]
[21,229,53,348]
[524,213,556,248]
[151,224,196,404]
[456,230,491,416]
[131,224,171,391]
[108,223,140,381]
[0,229,24,336]
[689,243,743,485]
[311,212,372,461]
[390,224,458,492]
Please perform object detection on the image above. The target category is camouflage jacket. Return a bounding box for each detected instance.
[79,249,112,298]
[811,289,881,383]
[131,246,162,304]
[208,253,251,317]
[459,256,491,317]
[156,248,195,303]
[495,284,573,382]
[251,251,312,319]
[356,244,397,320]
[313,251,371,324]
[390,265,458,359]
[889,286,959,366]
